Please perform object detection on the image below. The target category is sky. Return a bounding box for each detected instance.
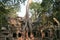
[17,0,42,17]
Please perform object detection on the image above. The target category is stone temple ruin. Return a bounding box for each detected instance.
[0,17,60,40]
[0,17,25,40]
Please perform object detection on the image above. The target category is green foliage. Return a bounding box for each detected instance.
[0,0,26,30]
[30,0,60,26]
[30,2,43,22]
[53,1,60,22]
[0,2,9,29]
[41,0,53,12]
[0,1,19,30]
[30,2,49,25]
[30,2,42,12]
